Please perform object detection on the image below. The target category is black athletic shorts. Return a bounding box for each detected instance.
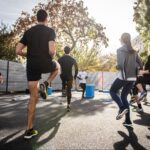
[27,60,57,81]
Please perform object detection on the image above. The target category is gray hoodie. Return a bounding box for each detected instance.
[117,44,143,80]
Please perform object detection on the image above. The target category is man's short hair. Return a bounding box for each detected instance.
[37,9,48,22]
[64,46,71,54]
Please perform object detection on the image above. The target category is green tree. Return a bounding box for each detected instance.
[140,48,148,63]
[99,54,117,72]
[133,0,150,51]
[13,0,108,70]
[0,23,16,61]
[74,47,101,71]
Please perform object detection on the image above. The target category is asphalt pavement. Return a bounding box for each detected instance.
[0,91,150,150]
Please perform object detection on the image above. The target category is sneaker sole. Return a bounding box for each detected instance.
[116,109,128,120]
[24,133,38,139]
[40,84,47,99]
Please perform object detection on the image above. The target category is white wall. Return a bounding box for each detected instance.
[0,59,118,92]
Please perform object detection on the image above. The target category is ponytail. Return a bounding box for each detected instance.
[121,33,134,53]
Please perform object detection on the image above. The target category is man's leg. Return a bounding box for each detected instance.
[27,81,39,129]
[132,95,143,112]
[130,80,144,112]
[62,79,67,97]
[129,83,138,105]
[40,61,60,99]
[46,61,60,85]
[136,76,147,101]
[142,84,147,102]
[133,83,143,107]
[24,81,39,139]
[66,80,73,112]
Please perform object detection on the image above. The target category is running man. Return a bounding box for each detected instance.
[58,46,78,112]
[16,9,59,139]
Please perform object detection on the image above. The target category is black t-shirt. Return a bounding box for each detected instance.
[20,24,56,70]
[58,55,77,80]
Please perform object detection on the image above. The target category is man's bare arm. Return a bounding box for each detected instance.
[16,43,26,56]
[48,41,56,57]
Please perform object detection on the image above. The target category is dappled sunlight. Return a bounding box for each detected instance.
[0,92,150,149]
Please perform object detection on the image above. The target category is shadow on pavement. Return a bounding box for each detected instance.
[113,127,147,150]
[133,112,150,127]
[0,98,67,150]
[0,94,112,150]
[0,99,28,130]
[143,101,150,106]
[69,98,112,116]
